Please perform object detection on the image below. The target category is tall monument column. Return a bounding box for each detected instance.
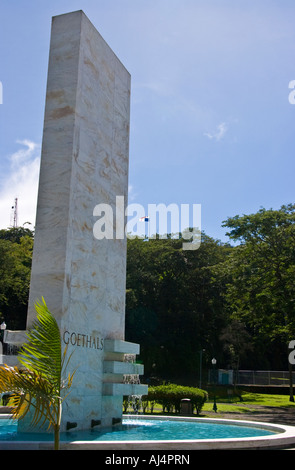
[22,10,147,432]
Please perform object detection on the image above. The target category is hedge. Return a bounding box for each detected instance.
[124,384,206,415]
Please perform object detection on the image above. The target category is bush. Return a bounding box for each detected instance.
[144,384,208,415]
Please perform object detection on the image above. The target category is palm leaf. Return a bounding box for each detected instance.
[0,365,58,429]
[0,298,76,447]
[17,298,61,388]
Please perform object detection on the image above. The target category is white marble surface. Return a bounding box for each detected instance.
[26,11,133,431]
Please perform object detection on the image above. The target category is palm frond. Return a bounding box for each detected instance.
[17,298,61,388]
[0,365,58,428]
[0,298,76,447]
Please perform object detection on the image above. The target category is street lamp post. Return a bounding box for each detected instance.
[212,358,217,412]
[0,321,6,357]
[0,321,6,339]
[199,349,205,389]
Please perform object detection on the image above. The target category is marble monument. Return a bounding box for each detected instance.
[9,10,147,432]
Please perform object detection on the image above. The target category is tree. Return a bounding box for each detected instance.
[0,298,75,449]
[221,204,295,398]
[220,320,253,385]
[0,226,34,244]
[125,233,230,381]
[0,227,33,330]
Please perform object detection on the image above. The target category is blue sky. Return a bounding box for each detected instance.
[0,0,295,242]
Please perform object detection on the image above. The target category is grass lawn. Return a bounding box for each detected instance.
[202,391,295,415]
[238,392,295,407]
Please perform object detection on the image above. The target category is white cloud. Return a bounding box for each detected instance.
[204,122,228,141]
[128,184,137,202]
[0,140,40,229]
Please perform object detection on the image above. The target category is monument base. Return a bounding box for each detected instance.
[2,331,147,432]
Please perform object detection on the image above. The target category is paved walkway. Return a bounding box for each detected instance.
[205,405,295,449]
[204,404,295,427]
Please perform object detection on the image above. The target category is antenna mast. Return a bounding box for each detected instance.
[12,197,18,228]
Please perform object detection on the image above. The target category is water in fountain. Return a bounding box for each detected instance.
[123,354,143,414]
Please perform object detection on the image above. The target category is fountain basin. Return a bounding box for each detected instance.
[1,414,295,450]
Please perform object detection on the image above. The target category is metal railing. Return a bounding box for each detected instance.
[236,370,295,386]
[208,369,295,386]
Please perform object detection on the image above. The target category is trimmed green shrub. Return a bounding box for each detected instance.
[143,384,208,415]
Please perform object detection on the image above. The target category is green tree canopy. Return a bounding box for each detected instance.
[220,204,295,369]
[0,228,34,329]
[125,233,231,380]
